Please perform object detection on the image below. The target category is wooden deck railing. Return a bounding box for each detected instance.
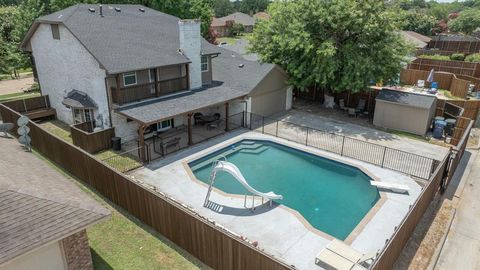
[112,77,188,105]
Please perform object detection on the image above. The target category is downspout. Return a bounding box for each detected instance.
[104,76,113,128]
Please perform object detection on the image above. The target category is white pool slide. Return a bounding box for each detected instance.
[210,160,283,201]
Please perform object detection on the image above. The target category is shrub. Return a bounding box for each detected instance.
[465,53,480,63]
[450,53,465,61]
[418,54,451,61]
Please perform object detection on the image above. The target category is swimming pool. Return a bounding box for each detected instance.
[188,140,380,240]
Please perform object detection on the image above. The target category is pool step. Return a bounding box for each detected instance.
[189,141,267,170]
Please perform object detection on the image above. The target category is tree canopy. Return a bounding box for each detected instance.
[248,0,410,93]
[448,8,480,34]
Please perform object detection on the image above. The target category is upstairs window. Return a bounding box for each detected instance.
[201,56,209,72]
[51,24,60,40]
[123,72,137,86]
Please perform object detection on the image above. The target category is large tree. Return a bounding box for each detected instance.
[213,0,234,17]
[248,0,409,93]
[449,8,480,34]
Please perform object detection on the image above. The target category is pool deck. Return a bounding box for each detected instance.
[131,131,423,270]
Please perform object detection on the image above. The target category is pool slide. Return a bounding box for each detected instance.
[212,161,283,200]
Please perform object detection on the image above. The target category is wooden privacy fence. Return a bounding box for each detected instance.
[400,69,472,98]
[426,39,480,54]
[371,153,449,270]
[1,95,56,121]
[371,113,474,270]
[408,58,480,78]
[70,121,115,154]
[436,99,480,122]
[0,103,292,270]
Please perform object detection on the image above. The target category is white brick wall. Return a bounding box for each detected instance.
[179,20,201,90]
[30,24,110,127]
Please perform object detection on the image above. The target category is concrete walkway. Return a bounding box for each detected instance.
[276,109,449,161]
[434,150,480,270]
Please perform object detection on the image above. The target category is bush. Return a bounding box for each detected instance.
[450,53,465,61]
[465,53,480,63]
[418,54,451,61]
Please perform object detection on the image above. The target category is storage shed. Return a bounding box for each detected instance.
[373,89,437,136]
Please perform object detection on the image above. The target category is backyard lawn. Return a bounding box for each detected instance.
[34,151,207,270]
[0,91,40,102]
[217,36,240,45]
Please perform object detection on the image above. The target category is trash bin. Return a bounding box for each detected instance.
[433,120,446,139]
[445,119,456,136]
[112,137,121,151]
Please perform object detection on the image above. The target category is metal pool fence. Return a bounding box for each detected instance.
[249,113,440,180]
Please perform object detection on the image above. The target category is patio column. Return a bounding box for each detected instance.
[225,102,230,132]
[154,67,160,97]
[187,113,193,145]
[115,74,122,105]
[138,124,148,162]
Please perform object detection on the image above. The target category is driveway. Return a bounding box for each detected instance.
[274,109,449,161]
[0,77,34,95]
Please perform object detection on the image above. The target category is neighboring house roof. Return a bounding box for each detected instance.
[0,137,110,265]
[21,4,220,74]
[211,17,226,27]
[376,89,436,109]
[117,47,279,124]
[62,89,97,109]
[430,34,480,42]
[401,31,431,49]
[213,12,255,27]
[253,12,270,20]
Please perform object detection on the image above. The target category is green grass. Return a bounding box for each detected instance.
[39,120,73,144]
[33,151,207,270]
[95,149,143,173]
[0,91,40,102]
[387,129,429,142]
[437,89,464,100]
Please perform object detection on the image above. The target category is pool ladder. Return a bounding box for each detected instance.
[203,155,267,212]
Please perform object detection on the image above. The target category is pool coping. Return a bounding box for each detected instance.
[181,134,388,245]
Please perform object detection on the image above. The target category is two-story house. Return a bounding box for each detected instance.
[20,4,291,158]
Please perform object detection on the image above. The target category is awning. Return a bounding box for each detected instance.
[62,90,97,109]
[116,84,246,125]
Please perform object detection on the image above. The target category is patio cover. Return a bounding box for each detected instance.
[116,83,246,125]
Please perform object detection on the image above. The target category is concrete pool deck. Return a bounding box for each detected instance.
[131,131,423,269]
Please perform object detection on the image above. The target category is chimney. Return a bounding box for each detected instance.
[179,20,202,90]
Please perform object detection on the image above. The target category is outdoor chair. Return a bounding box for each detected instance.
[348,108,357,117]
[315,239,376,270]
[355,99,366,113]
[339,99,348,112]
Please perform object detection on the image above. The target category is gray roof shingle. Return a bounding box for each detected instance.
[216,12,256,26]
[62,89,97,108]
[0,137,109,264]
[25,4,220,74]
[376,89,436,109]
[117,47,276,123]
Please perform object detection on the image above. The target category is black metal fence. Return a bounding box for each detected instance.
[249,113,440,180]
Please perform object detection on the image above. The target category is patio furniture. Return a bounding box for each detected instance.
[207,120,220,130]
[160,137,181,155]
[315,239,375,270]
[194,113,221,125]
[339,99,348,112]
[347,108,357,117]
[0,123,14,137]
[355,99,366,113]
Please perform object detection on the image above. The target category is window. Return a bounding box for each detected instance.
[158,119,174,131]
[72,108,94,124]
[201,56,209,72]
[123,72,137,86]
[51,24,60,40]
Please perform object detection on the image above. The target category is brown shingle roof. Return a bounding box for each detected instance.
[0,137,109,264]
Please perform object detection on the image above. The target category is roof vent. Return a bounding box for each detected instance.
[114,7,121,12]
[88,8,95,13]
[238,64,244,68]
[139,8,145,12]
[99,5,103,17]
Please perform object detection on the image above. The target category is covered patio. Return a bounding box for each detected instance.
[117,87,249,161]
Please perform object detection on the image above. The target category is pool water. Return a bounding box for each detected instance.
[189,140,380,240]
